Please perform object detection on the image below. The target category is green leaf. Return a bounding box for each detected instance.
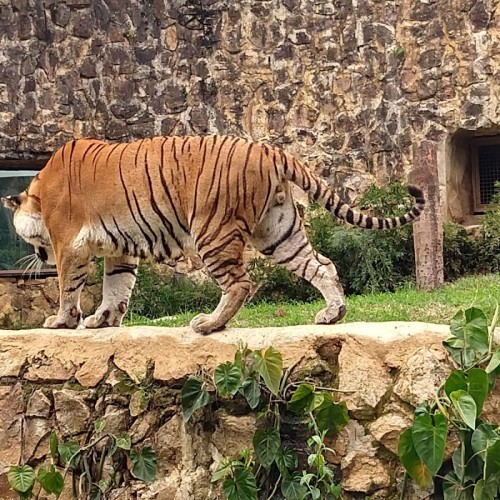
[443,340,477,370]
[398,429,433,489]
[471,424,500,460]
[240,377,261,409]
[276,447,298,476]
[486,351,500,374]
[452,446,482,484]
[450,390,477,429]
[58,441,81,468]
[211,457,235,483]
[281,476,308,499]
[450,308,489,356]
[116,433,132,451]
[253,428,281,468]
[315,401,349,437]
[288,384,315,414]
[254,346,283,395]
[8,465,36,494]
[474,476,500,500]
[310,487,321,500]
[485,439,500,479]
[37,465,64,496]
[181,376,211,422]
[49,431,59,462]
[443,472,474,500]
[222,467,258,500]
[214,362,242,397]
[130,446,157,483]
[411,409,447,475]
[94,418,106,434]
[445,369,489,414]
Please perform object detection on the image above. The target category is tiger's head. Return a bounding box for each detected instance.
[2,177,56,266]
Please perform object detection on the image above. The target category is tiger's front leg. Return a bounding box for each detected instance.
[43,251,90,329]
[84,256,139,328]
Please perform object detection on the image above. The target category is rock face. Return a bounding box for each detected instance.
[0,0,498,202]
[0,322,498,499]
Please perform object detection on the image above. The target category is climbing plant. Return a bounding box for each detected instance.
[8,422,157,499]
[181,343,349,499]
[398,306,500,499]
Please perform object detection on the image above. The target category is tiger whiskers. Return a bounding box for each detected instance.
[16,253,44,279]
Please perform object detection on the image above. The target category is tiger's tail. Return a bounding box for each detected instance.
[280,150,425,229]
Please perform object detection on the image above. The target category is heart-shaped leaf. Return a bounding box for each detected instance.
[253,427,281,468]
[214,362,242,397]
[181,376,211,422]
[222,467,257,500]
[398,429,433,489]
[130,446,157,483]
[254,347,283,395]
[450,390,477,430]
[411,409,447,475]
[8,465,36,494]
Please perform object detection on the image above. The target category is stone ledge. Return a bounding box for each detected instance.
[0,322,452,385]
[0,323,498,499]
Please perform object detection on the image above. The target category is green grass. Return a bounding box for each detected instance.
[125,274,499,329]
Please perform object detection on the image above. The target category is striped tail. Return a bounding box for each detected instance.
[280,151,425,229]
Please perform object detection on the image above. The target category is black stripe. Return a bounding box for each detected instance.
[106,268,138,277]
[261,212,297,255]
[378,218,384,229]
[399,215,407,225]
[391,217,398,228]
[132,191,156,253]
[91,144,107,180]
[66,277,86,293]
[112,216,130,254]
[345,209,354,225]
[158,140,189,237]
[144,147,177,245]
[70,272,87,283]
[189,137,210,228]
[276,241,308,264]
[200,230,245,259]
[411,207,421,217]
[118,146,155,254]
[313,182,322,200]
[310,264,321,282]
[99,215,119,249]
[197,137,230,241]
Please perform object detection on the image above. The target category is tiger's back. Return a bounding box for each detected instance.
[4,135,424,333]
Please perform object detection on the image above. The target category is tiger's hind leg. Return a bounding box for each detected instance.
[251,193,346,325]
[84,256,139,328]
[190,231,252,335]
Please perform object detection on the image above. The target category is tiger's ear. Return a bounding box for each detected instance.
[1,195,20,211]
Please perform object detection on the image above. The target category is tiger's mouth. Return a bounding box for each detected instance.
[34,245,55,265]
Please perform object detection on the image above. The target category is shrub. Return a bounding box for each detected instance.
[443,222,477,281]
[477,181,500,274]
[128,262,220,319]
[307,183,416,295]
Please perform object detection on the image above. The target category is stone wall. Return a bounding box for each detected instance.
[0,276,101,328]
[0,0,499,208]
[0,323,499,499]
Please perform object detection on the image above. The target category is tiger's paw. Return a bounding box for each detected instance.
[190,313,226,335]
[43,312,81,329]
[84,302,127,329]
[315,304,346,325]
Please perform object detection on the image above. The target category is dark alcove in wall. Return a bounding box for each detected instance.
[445,129,500,225]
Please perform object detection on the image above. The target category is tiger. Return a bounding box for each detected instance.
[2,136,425,334]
